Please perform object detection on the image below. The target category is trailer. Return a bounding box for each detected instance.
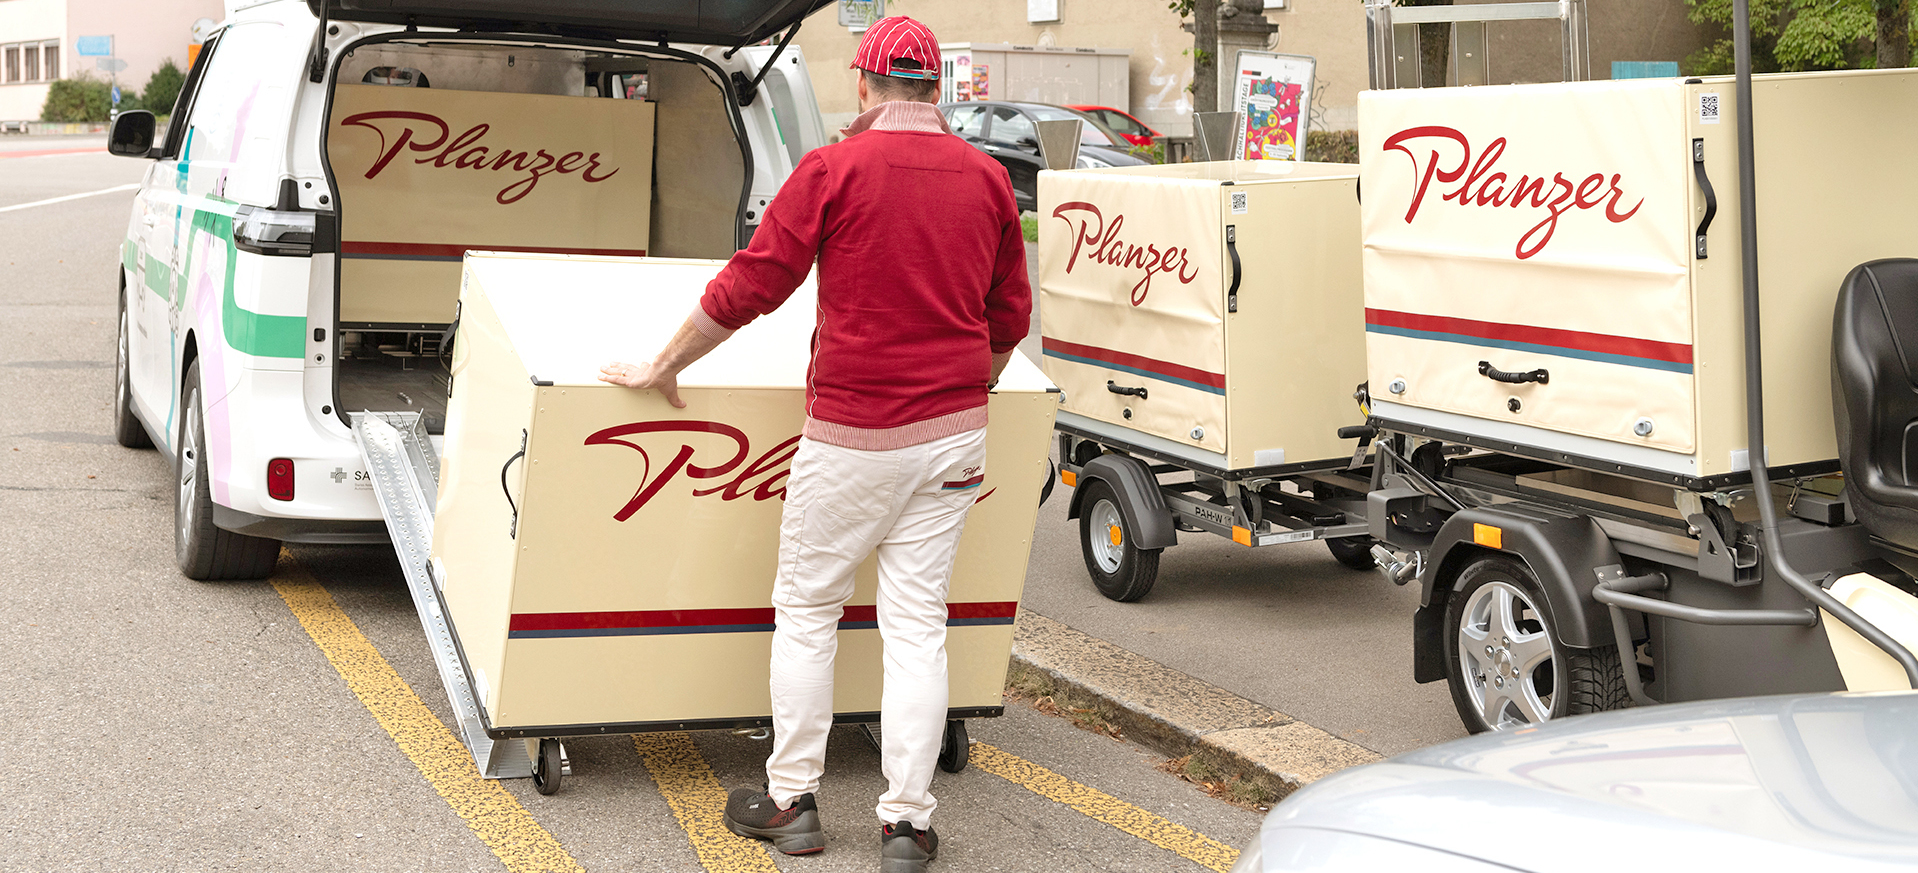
[1355,5,1918,734]
[1036,159,1381,601]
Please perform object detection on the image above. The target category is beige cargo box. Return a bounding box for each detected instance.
[430,252,1057,734]
[1360,69,1918,489]
[1036,161,1367,473]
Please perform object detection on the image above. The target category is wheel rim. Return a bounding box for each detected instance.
[1088,497,1125,574]
[177,390,201,546]
[116,305,131,410]
[1456,580,1557,729]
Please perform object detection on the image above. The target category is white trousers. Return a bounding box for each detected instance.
[765,427,988,830]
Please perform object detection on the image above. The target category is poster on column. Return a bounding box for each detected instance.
[1231,51,1314,161]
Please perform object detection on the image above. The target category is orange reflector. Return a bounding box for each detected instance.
[1232,526,1251,546]
[1473,523,1502,549]
[1107,525,1123,547]
[1062,469,1077,488]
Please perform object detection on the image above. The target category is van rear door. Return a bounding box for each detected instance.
[308,0,833,45]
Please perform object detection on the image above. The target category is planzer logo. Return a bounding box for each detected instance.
[1050,201,1201,306]
[338,110,620,205]
[1381,125,1644,260]
[585,420,994,520]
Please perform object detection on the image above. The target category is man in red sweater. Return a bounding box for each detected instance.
[598,16,1029,872]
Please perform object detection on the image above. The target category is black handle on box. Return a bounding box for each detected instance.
[1692,137,1716,260]
[1107,380,1148,400]
[1478,360,1550,385]
[1226,224,1242,314]
[501,429,527,539]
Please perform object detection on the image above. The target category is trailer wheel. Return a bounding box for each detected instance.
[532,738,567,795]
[1443,557,1625,733]
[176,362,282,581]
[937,719,969,773]
[1324,536,1378,571]
[113,287,152,449]
[1078,479,1161,602]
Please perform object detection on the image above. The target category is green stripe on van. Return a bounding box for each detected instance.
[186,208,306,359]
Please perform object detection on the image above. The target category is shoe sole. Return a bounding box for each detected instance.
[880,854,936,873]
[726,814,826,855]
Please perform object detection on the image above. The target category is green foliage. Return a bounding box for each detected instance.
[41,75,118,122]
[1020,212,1038,243]
[1168,0,1196,16]
[1305,130,1359,164]
[142,60,185,117]
[1685,0,1886,73]
[1128,141,1168,164]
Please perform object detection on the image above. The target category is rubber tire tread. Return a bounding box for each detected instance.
[1078,478,1160,602]
[1563,645,1631,715]
[937,719,969,773]
[176,361,282,581]
[1325,536,1378,570]
[1443,556,1629,733]
[114,289,154,449]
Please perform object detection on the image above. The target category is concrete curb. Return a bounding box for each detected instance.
[1008,611,1383,802]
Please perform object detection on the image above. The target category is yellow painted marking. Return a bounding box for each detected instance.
[272,567,585,873]
[633,733,782,872]
[1473,522,1503,550]
[1231,526,1251,546]
[1108,524,1124,546]
[1061,469,1078,488]
[969,742,1240,872]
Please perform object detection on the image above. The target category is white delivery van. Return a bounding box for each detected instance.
[106,0,833,579]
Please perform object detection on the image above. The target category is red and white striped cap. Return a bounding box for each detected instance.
[850,16,941,81]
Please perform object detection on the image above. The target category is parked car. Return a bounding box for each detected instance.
[939,100,1149,212]
[105,0,829,579]
[1069,105,1160,147]
[1229,691,1918,872]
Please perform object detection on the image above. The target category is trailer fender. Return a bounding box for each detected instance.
[1411,506,1621,683]
[1066,453,1178,551]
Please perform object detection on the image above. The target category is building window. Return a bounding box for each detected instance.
[41,42,56,79]
[23,44,38,81]
[4,45,18,83]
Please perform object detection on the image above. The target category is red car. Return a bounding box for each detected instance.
[1068,105,1160,147]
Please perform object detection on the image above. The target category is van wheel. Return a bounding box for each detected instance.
[176,361,281,581]
[1442,556,1625,733]
[114,289,153,449]
[1078,479,1160,602]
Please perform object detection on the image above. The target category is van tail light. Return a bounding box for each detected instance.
[267,458,296,501]
[233,206,318,256]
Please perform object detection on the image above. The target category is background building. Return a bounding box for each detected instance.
[0,0,222,122]
[791,0,1709,137]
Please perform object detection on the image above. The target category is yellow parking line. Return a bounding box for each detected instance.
[969,742,1241,873]
[633,733,783,872]
[272,566,585,873]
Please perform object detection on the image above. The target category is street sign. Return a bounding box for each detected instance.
[837,0,883,29]
[75,35,112,57]
[111,85,121,105]
[95,57,128,73]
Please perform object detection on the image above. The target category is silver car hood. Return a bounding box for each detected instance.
[1260,692,1918,871]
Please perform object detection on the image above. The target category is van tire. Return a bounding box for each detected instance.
[176,361,281,581]
[114,288,153,449]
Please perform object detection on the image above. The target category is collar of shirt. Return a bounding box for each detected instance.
[838,100,953,138]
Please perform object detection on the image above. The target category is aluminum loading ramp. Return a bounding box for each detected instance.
[352,411,533,779]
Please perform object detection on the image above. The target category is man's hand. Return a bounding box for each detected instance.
[598,361,685,408]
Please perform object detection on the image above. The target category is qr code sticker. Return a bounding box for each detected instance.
[1698,92,1720,125]
[1230,191,1248,214]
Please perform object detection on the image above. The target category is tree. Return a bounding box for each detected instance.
[1685,0,1910,73]
[143,59,185,117]
[41,74,115,122]
[1170,0,1221,114]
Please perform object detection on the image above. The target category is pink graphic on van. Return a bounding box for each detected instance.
[1382,125,1643,260]
[338,110,620,204]
[1050,201,1201,306]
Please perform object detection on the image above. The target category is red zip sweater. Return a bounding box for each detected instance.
[693,101,1032,450]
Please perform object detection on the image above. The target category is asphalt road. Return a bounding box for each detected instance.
[0,141,1460,872]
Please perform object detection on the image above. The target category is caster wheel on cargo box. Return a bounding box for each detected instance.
[1078,479,1161,602]
[532,738,569,795]
[938,719,969,773]
[1442,557,1627,734]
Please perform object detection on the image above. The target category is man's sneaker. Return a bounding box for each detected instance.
[723,788,825,855]
[880,820,939,872]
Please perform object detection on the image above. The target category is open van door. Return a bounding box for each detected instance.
[307,0,835,45]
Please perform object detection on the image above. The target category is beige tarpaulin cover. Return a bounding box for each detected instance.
[433,253,1057,729]
[329,84,656,325]
[1361,81,1696,453]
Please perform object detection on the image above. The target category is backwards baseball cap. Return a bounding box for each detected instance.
[851,16,941,81]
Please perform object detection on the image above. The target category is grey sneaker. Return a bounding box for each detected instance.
[724,789,825,855]
[880,820,939,872]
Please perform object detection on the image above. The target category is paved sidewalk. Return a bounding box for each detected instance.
[1010,611,1384,801]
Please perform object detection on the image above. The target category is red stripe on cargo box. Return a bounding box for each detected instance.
[340,241,649,260]
[1040,337,1227,390]
[1364,308,1693,365]
[507,601,1019,638]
